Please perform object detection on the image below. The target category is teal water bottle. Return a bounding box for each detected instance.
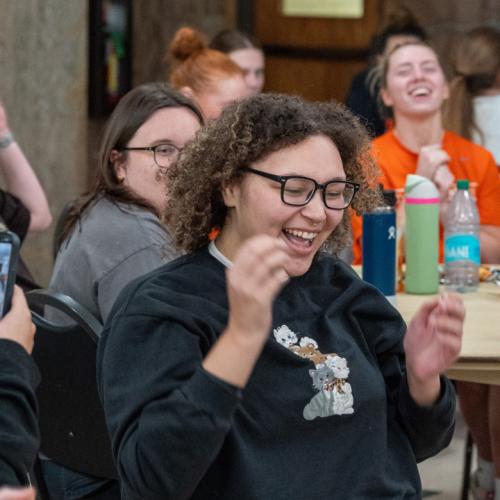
[404,174,440,294]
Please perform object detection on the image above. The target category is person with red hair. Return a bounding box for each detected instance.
[168,27,252,121]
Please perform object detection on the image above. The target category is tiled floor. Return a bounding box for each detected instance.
[419,408,470,499]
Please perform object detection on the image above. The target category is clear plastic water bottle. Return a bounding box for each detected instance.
[444,179,480,292]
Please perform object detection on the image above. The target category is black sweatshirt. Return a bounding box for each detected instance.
[0,339,40,486]
[97,248,456,500]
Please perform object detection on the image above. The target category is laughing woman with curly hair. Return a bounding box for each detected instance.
[97,93,464,500]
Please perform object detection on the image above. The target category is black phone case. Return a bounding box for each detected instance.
[0,230,20,317]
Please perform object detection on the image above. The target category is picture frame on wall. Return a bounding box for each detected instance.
[88,0,132,117]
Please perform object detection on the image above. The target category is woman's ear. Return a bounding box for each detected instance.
[180,86,194,99]
[221,180,240,208]
[110,149,126,183]
[380,87,393,107]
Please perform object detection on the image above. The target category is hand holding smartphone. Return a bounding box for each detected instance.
[0,230,20,317]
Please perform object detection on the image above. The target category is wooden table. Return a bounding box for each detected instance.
[396,281,500,385]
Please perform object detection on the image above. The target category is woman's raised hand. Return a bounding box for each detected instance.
[416,144,454,199]
[0,487,36,500]
[0,102,10,136]
[0,286,36,354]
[225,235,290,347]
[203,235,291,387]
[403,293,464,405]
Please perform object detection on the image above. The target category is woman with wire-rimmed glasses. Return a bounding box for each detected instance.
[52,82,202,324]
[98,93,464,500]
[42,82,203,499]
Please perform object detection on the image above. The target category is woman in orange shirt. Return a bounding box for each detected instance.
[352,41,500,265]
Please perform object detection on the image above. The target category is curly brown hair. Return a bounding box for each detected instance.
[165,93,381,254]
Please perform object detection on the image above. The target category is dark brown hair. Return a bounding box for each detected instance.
[165,93,381,255]
[209,29,262,53]
[369,7,426,60]
[57,82,203,250]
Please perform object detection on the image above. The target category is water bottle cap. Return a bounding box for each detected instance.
[405,174,439,199]
[457,179,469,190]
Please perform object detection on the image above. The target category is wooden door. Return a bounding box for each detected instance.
[252,0,384,103]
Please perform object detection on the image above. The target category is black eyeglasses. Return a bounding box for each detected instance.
[121,143,182,169]
[241,166,359,210]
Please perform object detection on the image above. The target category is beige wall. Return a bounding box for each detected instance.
[0,0,88,286]
[0,0,232,287]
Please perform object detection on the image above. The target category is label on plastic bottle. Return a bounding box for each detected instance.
[444,234,480,264]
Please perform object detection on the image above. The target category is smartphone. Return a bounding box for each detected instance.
[0,230,20,317]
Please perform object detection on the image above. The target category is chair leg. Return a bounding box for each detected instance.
[461,430,474,500]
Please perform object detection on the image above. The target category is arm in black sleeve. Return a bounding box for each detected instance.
[97,302,241,500]
[0,190,30,242]
[396,375,455,462]
[0,339,40,487]
[0,190,39,291]
[353,286,456,461]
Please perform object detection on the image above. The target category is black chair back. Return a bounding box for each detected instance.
[26,289,117,480]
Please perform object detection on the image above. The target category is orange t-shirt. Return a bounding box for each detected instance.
[352,130,500,264]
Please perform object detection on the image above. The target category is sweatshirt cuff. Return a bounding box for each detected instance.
[181,366,242,420]
[0,339,40,388]
[399,374,455,420]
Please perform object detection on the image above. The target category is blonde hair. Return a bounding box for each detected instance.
[368,40,442,121]
[443,27,500,140]
[167,26,243,94]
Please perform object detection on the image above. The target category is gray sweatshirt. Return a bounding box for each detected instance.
[49,196,178,323]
